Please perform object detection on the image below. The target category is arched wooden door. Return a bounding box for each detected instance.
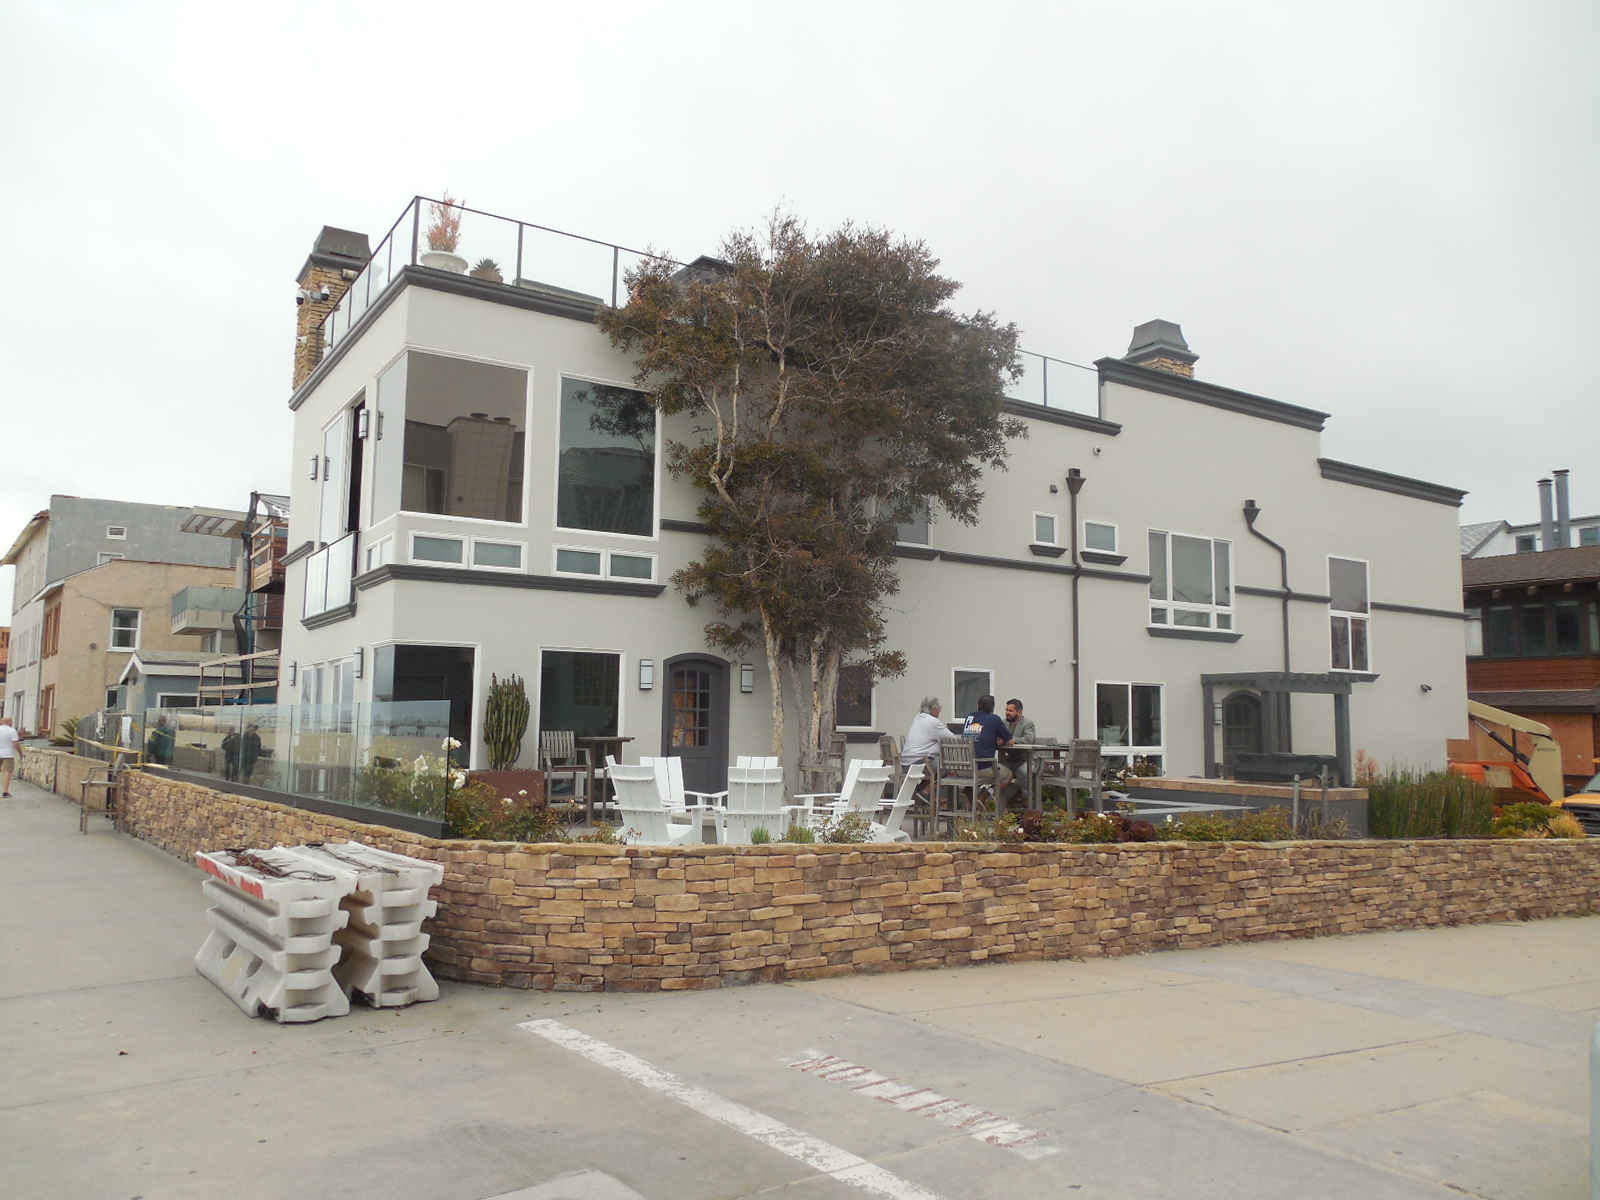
[661,655,730,795]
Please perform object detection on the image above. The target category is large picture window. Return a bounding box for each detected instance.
[1329,557,1370,671]
[952,669,992,718]
[556,377,656,536]
[374,352,528,524]
[1473,597,1595,658]
[1096,681,1163,773]
[836,664,874,730]
[1149,531,1232,628]
[540,650,621,738]
[110,608,141,650]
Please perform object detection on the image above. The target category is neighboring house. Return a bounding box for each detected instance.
[1462,470,1598,558]
[2,497,245,734]
[278,199,1470,792]
[118,649,245,714]
[1461,545,1600,790]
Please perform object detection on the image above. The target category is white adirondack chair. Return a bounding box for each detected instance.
[607,758,711,846]
[785,760,894,833]
[735,755,780,769]
[638,755,729,813]
[868,763,923,843]
[718,765,787,844]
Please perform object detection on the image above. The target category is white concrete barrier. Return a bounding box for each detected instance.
[193,849,355,1023]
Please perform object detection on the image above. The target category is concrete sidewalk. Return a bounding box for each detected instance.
[2,776,1594,1200]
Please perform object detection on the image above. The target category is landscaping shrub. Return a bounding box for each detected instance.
[445,781,567,842]
[1367,768,1495,838]
[822,812,874,843]
[1490,801,1585,839]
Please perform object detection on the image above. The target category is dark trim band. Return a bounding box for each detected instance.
[1370,600,1468,620]
[280,540,316,566]
[1236,585,1334,604]
[1317,458,1466,508]
[1148,625,1243,643]
[660,518,710,535]
[301,601,356,629]
[355,563,666,598]
[1003,398,1122,436]
[1096,358,1328,431]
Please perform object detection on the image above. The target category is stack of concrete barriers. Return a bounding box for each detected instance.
[194,841,443,1023]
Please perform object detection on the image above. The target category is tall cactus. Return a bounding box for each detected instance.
[484,672,531,770]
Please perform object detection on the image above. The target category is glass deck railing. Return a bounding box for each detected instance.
[320,197,1106,418]
[78,700,454,821]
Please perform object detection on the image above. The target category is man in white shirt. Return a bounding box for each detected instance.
[901,696,958,800]
[0,716,23,797]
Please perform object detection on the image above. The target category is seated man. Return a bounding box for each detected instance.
[902,696,959,799]
[999,697,1037,807]
[962,695,1014,802]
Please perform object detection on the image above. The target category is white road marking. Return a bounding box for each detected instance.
[789,1052,1060,1160]
[519,1019,950,1200]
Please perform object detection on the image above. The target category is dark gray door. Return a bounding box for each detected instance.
[1222,692,1263,777]
[662,656,729,795]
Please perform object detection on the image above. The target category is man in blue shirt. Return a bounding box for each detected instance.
[962,695,1013,801]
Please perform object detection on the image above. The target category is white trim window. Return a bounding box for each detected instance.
[1096,681,1164,774]
[1032,512,1058,546]
[554,374,658,539]
[110,608,141,650]
[1148,530,1233,629]
[836,663,875,730]
[553,546,657,583]
[1084,521,1118,553]
[1329,556,1371,671]
[470,537,524,571]
[410,531,465,565]
[364,535,394,573]
[952,668,993,719]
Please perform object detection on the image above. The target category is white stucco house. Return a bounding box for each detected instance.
[279,198,1469,794]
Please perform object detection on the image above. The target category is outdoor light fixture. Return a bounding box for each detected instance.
[354,648,364,679]
[356,409,370,439]
[1213,702,1224,726]
[1419,683,1432,694]
[287,661,297,687]
[309,455,319,480]
[740,663,755,693]
[638,659,654,690]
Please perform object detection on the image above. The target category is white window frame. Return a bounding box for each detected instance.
[409,530,466,566]
[97,551,125,566]
[835,663,876,731]
[364,535,395,574]
[1579,526,1600,547]
[1083,520,1118,553]
[1148,529,1234,630]
[1032,512,1059,547]
[552,371,662,543]
[951,668,994,719]
[155,692,200,709]
[1328,555,1372,672]
[552,545,657,583]
[1095,680,1165,773]
[109,608,141,651]
[469,536,526,572]
[105,525,127,540]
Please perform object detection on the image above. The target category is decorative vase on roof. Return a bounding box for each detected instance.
[420,248,467,273]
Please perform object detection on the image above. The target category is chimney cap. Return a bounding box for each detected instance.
[1125,319,1197,367]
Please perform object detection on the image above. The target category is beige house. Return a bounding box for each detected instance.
[33,559,239,735]
[278,200,1470,794]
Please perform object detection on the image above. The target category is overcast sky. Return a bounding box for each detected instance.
[2,0,1596,623]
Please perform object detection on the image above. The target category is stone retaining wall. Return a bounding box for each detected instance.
[31,752,1600,993]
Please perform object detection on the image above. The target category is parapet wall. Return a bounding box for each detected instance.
[38,754,1600,993]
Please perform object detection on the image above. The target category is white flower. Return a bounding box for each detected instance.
[444,737,461,750]
[449,769,467,789]
[413,754,430,774]
[517,789,528,797]
[502,798,513,807]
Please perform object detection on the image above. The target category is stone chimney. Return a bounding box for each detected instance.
[1124,320,1198,377]
[294,226,372,390]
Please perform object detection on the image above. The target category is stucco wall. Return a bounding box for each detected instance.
[32,755,1594,994]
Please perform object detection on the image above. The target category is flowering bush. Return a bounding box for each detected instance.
[425,192,464,251]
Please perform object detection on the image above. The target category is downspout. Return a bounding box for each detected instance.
[1242,499,1292,750]
[1065,468,1086,738]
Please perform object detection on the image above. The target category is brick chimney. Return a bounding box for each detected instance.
[1124,319,1198,378]
[294,226,372,390]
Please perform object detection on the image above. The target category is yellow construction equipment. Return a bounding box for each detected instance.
[1449,700,1565,805]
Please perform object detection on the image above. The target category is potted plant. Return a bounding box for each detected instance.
[468,672,544,800]
[420,192,467,273]
[470,257,503,283]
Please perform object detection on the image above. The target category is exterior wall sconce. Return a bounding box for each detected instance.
[1212,701,1223,726]
[356,409,370,439]
[287,661,297,687]
[639,659,654,690]
[354,647,364,679]
[740,663,755,693]
[308,455,319,480]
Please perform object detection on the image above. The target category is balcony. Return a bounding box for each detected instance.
[171,586,247,635]
[318,197,1102,418]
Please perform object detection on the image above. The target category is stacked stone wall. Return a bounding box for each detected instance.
[26,753,1600,993]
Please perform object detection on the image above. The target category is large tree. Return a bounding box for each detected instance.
[598,215,1023,784]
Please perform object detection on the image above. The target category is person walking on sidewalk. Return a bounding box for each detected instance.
[0,716,23,797]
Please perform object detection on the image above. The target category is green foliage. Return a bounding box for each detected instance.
[1153,806,1294,842]
[749,826,772,844]
[445,780,568,842]
[822,812,874,843]
[1492,802,1559,838]
[597,213,1022,773]
[483,672,531,770]
[956,808,1158,844]
[1367,767,1495,838]
[50,714,81,747]
[572,823,626,845]
[780,822,818,843]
